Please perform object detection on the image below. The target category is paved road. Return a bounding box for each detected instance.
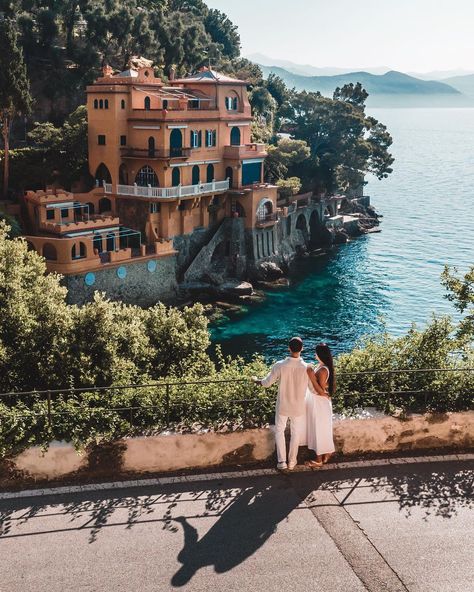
[0,459,472,592]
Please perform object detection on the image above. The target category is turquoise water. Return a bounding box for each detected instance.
[211,108,474,361]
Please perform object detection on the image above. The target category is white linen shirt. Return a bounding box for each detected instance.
[261,356,309,417]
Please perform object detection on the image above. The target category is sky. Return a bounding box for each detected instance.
[205,0,474,73]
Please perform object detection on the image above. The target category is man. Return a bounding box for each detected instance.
[254,337,308,470]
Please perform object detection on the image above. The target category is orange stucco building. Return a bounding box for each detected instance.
[23,64,281,302]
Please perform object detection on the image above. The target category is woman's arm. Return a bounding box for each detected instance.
[307,366,329,398]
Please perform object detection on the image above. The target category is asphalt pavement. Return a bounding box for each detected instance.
[0,459,472,592]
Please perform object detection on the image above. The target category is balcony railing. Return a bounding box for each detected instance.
[255,212,279,227]
[104,179,230,199]
[223,143,267,160]
[120,147,191,160]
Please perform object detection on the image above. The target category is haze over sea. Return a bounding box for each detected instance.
[211,108,474,361]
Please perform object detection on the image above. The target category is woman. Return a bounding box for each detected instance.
[305,343,336,468]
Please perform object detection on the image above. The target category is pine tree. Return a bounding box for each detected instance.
[0,17,32,198]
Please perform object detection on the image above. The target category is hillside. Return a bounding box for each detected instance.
[443,74,474,97]
[259,65,461,96]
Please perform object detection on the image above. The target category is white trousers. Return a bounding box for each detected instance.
[274,414,306,465]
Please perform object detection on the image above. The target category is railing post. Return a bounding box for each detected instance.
[166,383,170,429]
[148,184,152,197]
[178,184,182,197]
[134,183,138,196]
[212,179,216,192]
[46,390,52,429]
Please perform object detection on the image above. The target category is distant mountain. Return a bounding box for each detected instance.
[408,69,474,81]
[443,74,474,97]
[259,65,461,95]
[246,53,389,77]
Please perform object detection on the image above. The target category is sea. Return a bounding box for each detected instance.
[210,108,474,361]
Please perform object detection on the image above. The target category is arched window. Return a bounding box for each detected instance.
[233,96,238,110]
[148,136,155,157]
[42,243,57,261]
[135,165,159,187]
[225,94,238,110]
[94,99,98,109]
[93,235,103,254]
[104,99,109,109]
[230,126,241,146]
[99,99,103,109]
[72,242,87,259]
[169,128,183,157]
[225,166,233,188]
[106,233,116,252]
[192,165,200,185]
[119,164,128,185]
[98,197,112,213]
[163,99,168,109]
[144,96,151,110]
[86,202,95,215]
[172,167,180,187]
[256,199,273,222]
[206,164,214,183]
[121,99,125,109]
[95,163,111,184]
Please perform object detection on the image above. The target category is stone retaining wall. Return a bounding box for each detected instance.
[10,411,474,480]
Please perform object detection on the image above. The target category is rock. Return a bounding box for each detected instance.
[333,229,349,244]
[254,261,284,281]
[257,278,290,290]
[217,279,254,297]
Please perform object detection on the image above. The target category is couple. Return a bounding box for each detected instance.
[255,337,335,470]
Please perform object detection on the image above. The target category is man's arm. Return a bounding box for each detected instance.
[254,363,281,387]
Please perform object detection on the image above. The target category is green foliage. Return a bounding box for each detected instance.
[276,177,302,199]
[265,138,311,183]
[442,265,474,340]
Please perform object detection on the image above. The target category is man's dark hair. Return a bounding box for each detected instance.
[289,337,303,353]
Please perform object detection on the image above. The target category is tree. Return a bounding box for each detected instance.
[442,265,474,340]
[0,18,32,198]
[265,138,310,183]
[333,82,368,109]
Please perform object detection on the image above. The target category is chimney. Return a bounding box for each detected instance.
[102,64,114,78]
[169,66,176,81]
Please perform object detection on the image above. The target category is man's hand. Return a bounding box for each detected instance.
[252,376,263,386]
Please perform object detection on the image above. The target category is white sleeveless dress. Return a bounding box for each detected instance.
[305,364,335,455]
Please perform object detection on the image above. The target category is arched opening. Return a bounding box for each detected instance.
[119,164,128,185]
[135,165,158,187]
[93,99,98,109]
[98,197,112,214]
[93,235,103,254]
[172,167,180,187]
[106,233,116,252]
[256,199,273,223]
[104,99,109,109]
[230,126,241,146]
[206,164,214,183]
[86,202,95,215]
[309,210,322,247]
[225,166,233,188]
[121,99,125,109]
[192,165,200,185]
[170,129,183,157]
[99,99,103,109]
[144,96,151,110]
[95,163,111,184]
[148,136,155,157]
[286,215,292,236]
[72,242,87,259]
[42,243,57,261]
[235,201,246,218]
[296,213,309,243]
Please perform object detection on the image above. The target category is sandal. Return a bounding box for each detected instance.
[305,460,323,469]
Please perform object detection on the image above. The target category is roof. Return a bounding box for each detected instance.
[115,69,139,78]
[172,69,248,85]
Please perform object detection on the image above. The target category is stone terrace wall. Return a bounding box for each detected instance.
[9,411,473,481]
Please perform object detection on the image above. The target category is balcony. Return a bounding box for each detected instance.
[255,212,279,228]
[120,147,191,160]
[104,179,230,199]
[224,143,267,160]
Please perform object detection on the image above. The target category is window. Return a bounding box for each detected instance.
[99,99,103,109]
[205,129,217,147]
[163,99,168,109]
[121,99,125,109]
[150,203,161,213]
[233,96,238,110]
[46,209,55,220]
[225,96,238,110]
[104,99,109,109]
[144,96,151,110]
[190,130,202,149]
[98,135,106,145]
[148,136,155,157]
[230,126,241,146]
[61,208,69,219]
[120,135,126,146]
[93,99,98,109]
[188,99,199,109]
[135,165,159,187]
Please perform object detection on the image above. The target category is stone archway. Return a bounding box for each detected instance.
[295,213,309,243]
[309,209,322,247]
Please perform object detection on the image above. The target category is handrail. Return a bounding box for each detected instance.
[1,367,473,399]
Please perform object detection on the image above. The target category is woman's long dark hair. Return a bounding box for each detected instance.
[315,343,336,396]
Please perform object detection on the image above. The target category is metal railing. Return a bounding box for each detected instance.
[1,368,473,432]
[120,147,192,159]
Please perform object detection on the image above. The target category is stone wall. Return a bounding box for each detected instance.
[10,411,474,480]
[65,255,178,306]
